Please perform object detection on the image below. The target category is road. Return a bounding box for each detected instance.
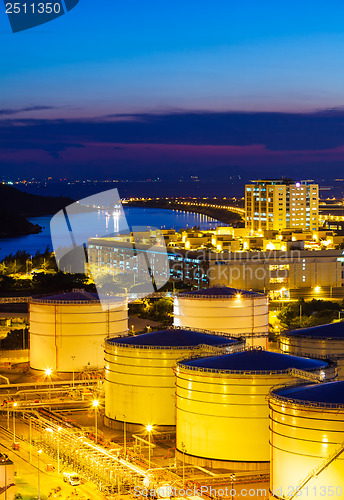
[0,420,105,500]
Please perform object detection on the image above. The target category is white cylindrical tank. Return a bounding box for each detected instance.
[176,349,334,469]
[104,328,244,429]
[173,287,269,348]
[280,322,344,379]
[269,381,344,500]
[30,289,128,372]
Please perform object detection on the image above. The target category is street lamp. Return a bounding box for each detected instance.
[123,414,126,456]
[71,356,75,388]
[181,442,186,486]
[92,399,99,444]
[146,424,153,470]
[57,426,61,474]
[45,368,53,400]
[13,402,17,444]
[37,449,42,500]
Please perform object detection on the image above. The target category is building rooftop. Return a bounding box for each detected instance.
[107,329,238,348]
[179,349,328,373]
[272,381,344,407]
[178,286,264,298]
[285,321,344,340]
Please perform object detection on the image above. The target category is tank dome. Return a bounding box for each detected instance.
[180,349,329,372]
[107,328,238,348]
[178,286,265,298]
[287,321,344,339]
[33,289,99,302]
[272,380,344,406]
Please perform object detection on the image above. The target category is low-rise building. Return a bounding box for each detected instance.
[208,249,344,298]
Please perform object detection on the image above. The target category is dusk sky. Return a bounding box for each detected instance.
[1,1,344,181]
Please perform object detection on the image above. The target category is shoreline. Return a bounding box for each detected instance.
[125,199,244,226]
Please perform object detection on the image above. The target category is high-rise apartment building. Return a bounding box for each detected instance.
[245,179,319,232]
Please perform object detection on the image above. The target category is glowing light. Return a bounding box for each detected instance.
[45,368,52,377]
[13,402,17,407]
[146,424,153,432]
[92,399,99,408]
[236,293,241,299]
[315,286,321,293]
[266,242,275,250]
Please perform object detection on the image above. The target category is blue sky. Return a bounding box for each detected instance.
[2,1,344,182]
[2,0,344,116]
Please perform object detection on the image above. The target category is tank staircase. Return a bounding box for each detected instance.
[285,440,344,500]
[287,368,325,383]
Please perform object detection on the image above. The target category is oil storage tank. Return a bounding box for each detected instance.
[280,322,344,379]
[30,289,128,373]
[173,287,269,348]
[269,381,344,500]
[104,327,243,430]
[175,349,334,470]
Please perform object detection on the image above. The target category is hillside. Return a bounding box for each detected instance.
[0,208,42,238]
[0,184,74,238]
[0,184,74,217]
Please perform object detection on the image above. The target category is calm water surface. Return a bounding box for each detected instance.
[0,207,220,260]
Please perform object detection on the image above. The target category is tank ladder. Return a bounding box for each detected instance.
[285,439,344,500]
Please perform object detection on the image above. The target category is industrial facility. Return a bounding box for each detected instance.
[104,327,244,429]
[29,289,128,373]
[1,279,344,499]
[279,321,344,379]
[175,349,334,469]
[269,381,344,500]
[173,287,269,347]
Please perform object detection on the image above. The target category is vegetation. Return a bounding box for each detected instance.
[129,297,173,325]
[278,298,343,330]
[0,247,57,275]
[0,328,28,350]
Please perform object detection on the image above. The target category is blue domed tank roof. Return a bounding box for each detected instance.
[107,329,238,348]
[179,349,328,373]
[34,290,99,303]
[179,286,264,298]
[272,381,344,407]
[285,321,344,340]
